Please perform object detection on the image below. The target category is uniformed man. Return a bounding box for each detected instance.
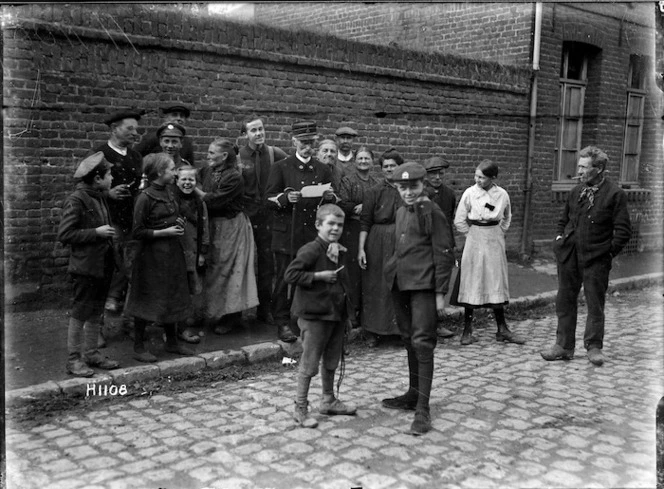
[265,120,337,342]
[423,156,457,248]
[135,105,196,167]
[157,122,190,169]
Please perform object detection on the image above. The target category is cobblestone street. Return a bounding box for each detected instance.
[6,286,663,489]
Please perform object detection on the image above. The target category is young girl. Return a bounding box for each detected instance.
[125,153,195,362]
[453,159,525,346]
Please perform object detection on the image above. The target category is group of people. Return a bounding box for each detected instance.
[58,105,631,435]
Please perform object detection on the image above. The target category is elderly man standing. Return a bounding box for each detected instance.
[238,114,288,325]
[266,120,337,342]
[334,126,358,180]
[94,109,143,324]
[135,105,196,167]
[541,146,631,366]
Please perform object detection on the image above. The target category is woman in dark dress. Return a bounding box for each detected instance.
[125,153,194,362]
[357,148,404,346]
[338,146,382,329]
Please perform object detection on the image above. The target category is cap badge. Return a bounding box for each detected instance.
[402,171,409,179]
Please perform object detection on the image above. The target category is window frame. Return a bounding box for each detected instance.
[620,55,646,185]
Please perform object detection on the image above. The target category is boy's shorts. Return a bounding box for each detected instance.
[298,318,345,377]
[70,273,113,322]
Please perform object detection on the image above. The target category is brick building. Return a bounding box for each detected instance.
[256,2,663,255]
[2,3,662,295]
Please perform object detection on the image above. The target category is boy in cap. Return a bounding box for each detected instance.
[135,105,196,166]
[57,152,122,377]
[266,120,337,342]
[382,161,455,435]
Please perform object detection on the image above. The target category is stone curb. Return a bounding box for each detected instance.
[5,273,661,406]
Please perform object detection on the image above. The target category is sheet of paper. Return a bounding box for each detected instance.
[300,183,332,198]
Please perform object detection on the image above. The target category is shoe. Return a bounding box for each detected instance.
[165,343,196,356]
[382,392,417,411]
[460,333,478,345]
[366,333,378,348]
[293,403,318,428]
[437,326,455,338]
[319,398,357,416]
[178,330,201,344]
[496,327,526,345]
[410,409,432,436]
[277,323,297,343]
[587,348,605,366]
[133,350,157,363]
[104,298,121,313]
[66,358,94,377]
[84,352,120,370]
[540,345,574,361]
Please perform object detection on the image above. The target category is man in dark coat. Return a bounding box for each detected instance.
[135,105,196,167]
[265,120,337,342]
[93,109,143,322]
[423,156,457,248]
[238,114,288,325]
[541,146,632,366]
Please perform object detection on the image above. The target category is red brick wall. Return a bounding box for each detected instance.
[3,4,532,288]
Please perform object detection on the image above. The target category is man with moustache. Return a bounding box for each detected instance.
[238,114,288,325]
[541,146,631,367]
[93,109,144,338]
[266,121,337,342]
[334,126,358,180]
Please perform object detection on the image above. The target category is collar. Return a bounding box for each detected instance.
[337,151,353,162]
[107,140,127,156]
[296,152,311,164]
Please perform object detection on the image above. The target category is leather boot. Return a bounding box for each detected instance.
[277,322,297,343]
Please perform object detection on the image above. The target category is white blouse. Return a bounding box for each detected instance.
[454,183,511,234]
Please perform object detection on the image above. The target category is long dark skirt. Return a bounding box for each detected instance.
[341,217,362,323]
[361,223,399,335]
[125,237,192,323]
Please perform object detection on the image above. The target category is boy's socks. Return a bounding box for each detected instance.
[83,320,101,355]
[296,374,312,406]
[67,318,85,356]
[321,369,335,401]
[407,347,419,392]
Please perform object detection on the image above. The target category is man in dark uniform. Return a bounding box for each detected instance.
[156,122,190,169]
[94,109,143,328]
[265,120,337,342]
[541,146,632,366]
[135,105,196,167]
[238,114,288,325]
[423,156,457,339]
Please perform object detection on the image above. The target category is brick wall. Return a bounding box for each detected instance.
[256,3,534,66]
[3,4,531,289]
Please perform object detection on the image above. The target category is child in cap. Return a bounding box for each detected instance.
[57,152,121,377]
[284,204,357,428]
[382,161,455,435]
[174,165,209,343]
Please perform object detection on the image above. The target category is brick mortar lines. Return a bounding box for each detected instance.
[6,19,530,95]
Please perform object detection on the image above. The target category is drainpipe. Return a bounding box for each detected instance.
[520,2,542,262]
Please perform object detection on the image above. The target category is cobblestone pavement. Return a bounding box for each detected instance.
[6,286,663,489]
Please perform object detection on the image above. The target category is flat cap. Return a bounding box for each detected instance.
[74,152,112,179]
[423,156,450,172]
[335,126,358,137]
[389,161,427,182]
[104,109,143,127]
[157,122,186,139]
[161,105,191,118]
[292,120,318,139]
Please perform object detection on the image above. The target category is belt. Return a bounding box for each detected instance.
[468,219,500,227]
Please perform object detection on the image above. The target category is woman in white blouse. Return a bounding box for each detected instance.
[453,159,525,346]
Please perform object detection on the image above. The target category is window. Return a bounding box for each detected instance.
[621,54,646,184]
[554,43,588,182]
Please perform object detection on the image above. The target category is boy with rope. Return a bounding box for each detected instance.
[284,204,356,428]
